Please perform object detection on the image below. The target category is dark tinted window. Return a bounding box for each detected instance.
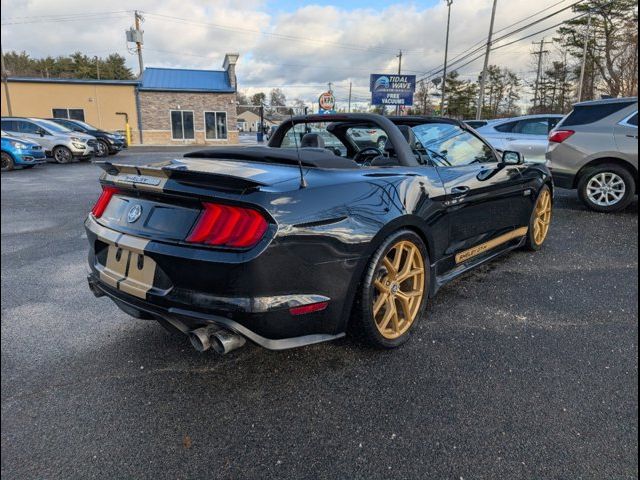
[561,102,635,127]
[548,117,562,130]
[18,121,41,134]
[494,121,518,133]
[171,111,194,140]
[1,120,17,132]
[69,109,85,121]
[52,108,68,119]
[627,113,638,126]
[515,118,548,135]
[412,123,497,166]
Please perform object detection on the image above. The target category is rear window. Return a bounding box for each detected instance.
[561,102,635,127]
[627,113,638,126]
[494,121,518,133]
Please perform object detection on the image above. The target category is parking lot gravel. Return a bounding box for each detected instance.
[1,149,638,479]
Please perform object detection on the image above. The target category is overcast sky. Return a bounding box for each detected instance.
[1,0,577,108]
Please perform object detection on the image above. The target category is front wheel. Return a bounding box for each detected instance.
[52,146,73,164]
[578,164,636,213]
[354,230,429,348]
[524,185,552,251]
[95,140,109,158]
[1,152,15,171]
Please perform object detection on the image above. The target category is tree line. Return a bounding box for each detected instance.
[2,51,135,80]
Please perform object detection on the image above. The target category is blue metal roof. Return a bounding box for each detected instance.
[139,67,234,93]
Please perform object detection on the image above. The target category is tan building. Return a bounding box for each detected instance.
[1,78,141,143]
[1,53,240,146]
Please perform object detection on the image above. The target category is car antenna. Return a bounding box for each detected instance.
[290,112,307,188]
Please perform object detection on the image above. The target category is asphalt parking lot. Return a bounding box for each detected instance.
[1,149,638,479]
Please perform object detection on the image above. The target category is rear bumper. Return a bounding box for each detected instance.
[84,215,359,347]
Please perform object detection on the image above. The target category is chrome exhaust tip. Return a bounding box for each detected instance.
[188,326,246,354]
[210,328,246,355]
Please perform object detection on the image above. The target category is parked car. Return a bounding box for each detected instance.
[1,130,47,171]
[349,128,388,150]
[0,117,96,163]
[85,113,553,354]
[476,114,564,163]
[546,97,638,212]
[47,118,126,157]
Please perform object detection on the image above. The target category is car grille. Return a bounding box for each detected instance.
[87,140,97,147]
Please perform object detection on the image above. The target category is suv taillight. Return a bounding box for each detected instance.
[548,130,575,143]
[186,203,268,248]
[91,186,118,218]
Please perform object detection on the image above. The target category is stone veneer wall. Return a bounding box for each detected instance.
[138,91,238,145]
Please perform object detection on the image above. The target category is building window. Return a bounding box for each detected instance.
[52,108,85,121]
[204,111,227,140]
[170,110,195,140]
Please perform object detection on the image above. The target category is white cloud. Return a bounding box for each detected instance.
[1,0,576,107]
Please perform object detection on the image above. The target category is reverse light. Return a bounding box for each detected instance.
[289,301,329,316]
[91,186,118,218]
[548,130,575,143]
[186,202,268,248]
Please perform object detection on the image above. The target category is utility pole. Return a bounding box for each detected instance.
[396,49,403,115]
[348,81,352,113]
[577,10,592,102]
[441,0,454,116]
[134,11,144,77]
[476,0,498,120]
[328,82,333,93]
[95,56,101,80]
[1,48,12,116]
[532,38,551,111]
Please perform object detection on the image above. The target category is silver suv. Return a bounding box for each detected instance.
[546,97,638,212]
[0,117,96,163]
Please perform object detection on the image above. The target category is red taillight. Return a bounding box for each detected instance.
[549,130,575,143]
[91,186,118,218]
[186,202,268,248]
[289,301,329,316]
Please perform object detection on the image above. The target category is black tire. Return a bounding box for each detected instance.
[23,165,35,169]
[354,229,429,349]
[1,152,15,171]
[52,146,73,164]
[524,185,552,251]
[95,140,110,158]
[577,163,636,213]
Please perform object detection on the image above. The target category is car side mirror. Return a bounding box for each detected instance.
[501,150,524,165]
[38,129,45,137]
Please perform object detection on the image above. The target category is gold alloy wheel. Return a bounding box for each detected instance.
[373,240,425,339]
[533,189,552,245]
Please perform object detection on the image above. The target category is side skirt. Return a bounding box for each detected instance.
[430,234,527,296]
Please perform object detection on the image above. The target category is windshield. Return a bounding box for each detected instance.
[69,120,97,130]
[34,119,73,134]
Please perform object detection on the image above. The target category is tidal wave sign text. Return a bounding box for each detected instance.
[370,74,416,106]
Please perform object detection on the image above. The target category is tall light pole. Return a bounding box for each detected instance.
[577,10,592,102]
[440,0,453,116]
[476,0,498,120]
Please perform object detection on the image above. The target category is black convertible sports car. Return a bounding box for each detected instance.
[85,114,553,354]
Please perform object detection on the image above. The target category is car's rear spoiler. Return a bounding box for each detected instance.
[95,160,270,194]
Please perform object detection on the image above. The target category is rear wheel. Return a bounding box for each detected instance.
[355,230,429,348]
[1,152,14,171]
[578,164,635,213]
[52,146,73,164]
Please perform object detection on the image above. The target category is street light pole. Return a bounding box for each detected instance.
[440,0,453,116]
[577,10,592,102]
[476,0,498,120]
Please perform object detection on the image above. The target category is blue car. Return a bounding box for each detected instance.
[1,131,47,171]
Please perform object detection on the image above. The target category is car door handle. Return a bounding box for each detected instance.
[451,186,470,195]
[626,134,638,139]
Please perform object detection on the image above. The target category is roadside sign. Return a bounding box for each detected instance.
[318,91,336,112]
[370,74,416,106]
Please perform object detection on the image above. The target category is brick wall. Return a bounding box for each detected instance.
[138,91,238,145]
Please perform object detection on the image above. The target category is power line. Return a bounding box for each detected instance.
[1,11,131,25]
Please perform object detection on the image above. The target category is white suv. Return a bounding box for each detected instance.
[0,117,96,163]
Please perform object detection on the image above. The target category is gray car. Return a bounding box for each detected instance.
[0,117,96,163]
[476,114,564,163]
[546,97,638,212]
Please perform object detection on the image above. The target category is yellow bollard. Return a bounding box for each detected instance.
[125,123,132,146]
